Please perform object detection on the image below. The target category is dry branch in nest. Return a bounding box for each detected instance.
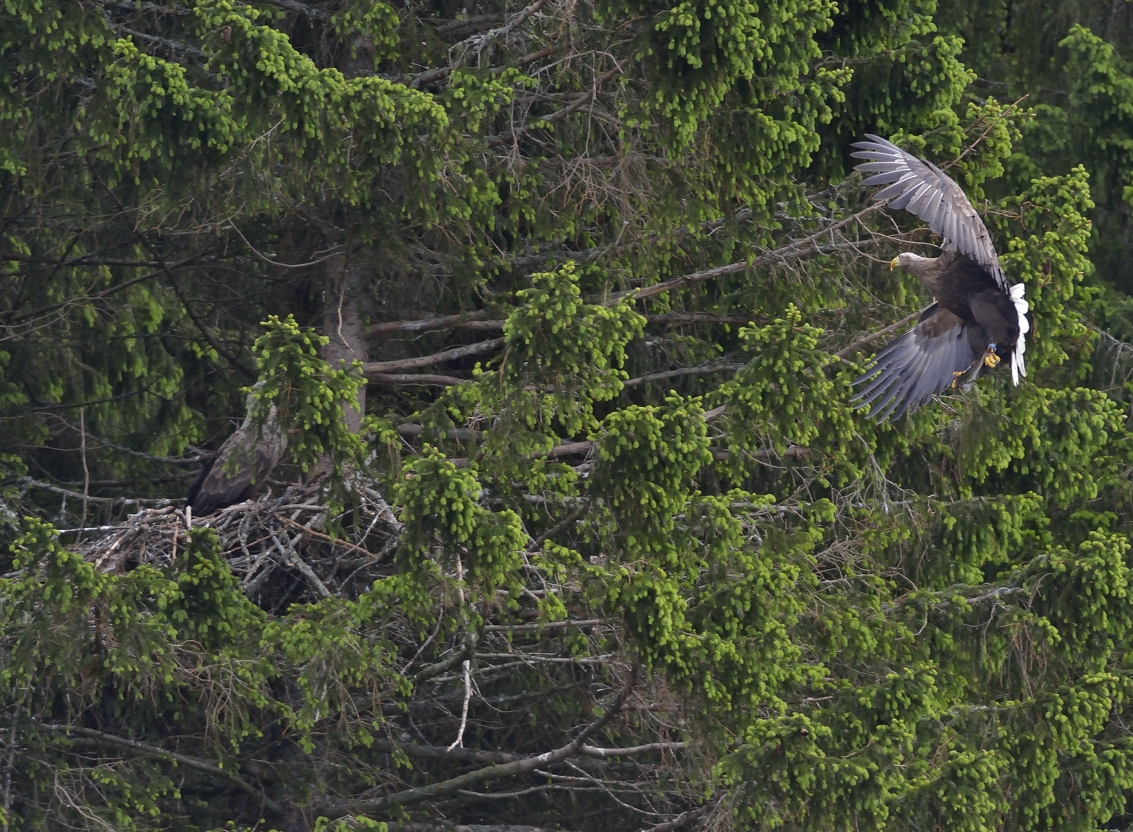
[78,479,402,607]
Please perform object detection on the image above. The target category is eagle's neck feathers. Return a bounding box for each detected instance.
[894,250,959,295]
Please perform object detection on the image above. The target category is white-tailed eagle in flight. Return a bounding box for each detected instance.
[850,134,1030,420]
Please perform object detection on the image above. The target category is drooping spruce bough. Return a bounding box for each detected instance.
[1,0,1133,829]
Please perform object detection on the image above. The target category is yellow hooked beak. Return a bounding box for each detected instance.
[889,256,900,271]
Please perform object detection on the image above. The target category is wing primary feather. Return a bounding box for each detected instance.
[854,336,920,408]
[855,380,897,408]
[853,369,900,404]
[853,339,913,391]
[873,387,906,422]
[856,162,901,173]
[906,183,939,215]
[852,311,977,421]
[888,188,919,211]
[882,346,933,417]
[872,175,919,202]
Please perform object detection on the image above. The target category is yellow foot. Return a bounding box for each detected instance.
[983,350,1001,369]
[951,370,965,389]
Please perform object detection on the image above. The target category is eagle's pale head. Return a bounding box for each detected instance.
[889,252,933,271]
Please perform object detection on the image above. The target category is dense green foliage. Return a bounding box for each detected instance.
[4,0,1133,829]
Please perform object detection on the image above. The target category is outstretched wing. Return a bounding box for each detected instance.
[851,134,1009,294]
[853,305,975,421]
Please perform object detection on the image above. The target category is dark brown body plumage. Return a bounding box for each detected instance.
[927,252,1021,365]
[187,391,287,517]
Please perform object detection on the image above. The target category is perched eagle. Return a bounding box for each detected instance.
[186,385,287,517]
[849,134,1030,420]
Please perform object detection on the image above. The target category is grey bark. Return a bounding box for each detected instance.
[321,251,370,435]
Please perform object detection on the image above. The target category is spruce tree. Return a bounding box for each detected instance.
[2,0,1133,829]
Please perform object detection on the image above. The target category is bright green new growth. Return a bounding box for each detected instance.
[6,0,1133,828]
[252,314,366,473]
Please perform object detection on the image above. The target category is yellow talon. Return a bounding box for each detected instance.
[983,351,1001,369]
[951,370,965,389]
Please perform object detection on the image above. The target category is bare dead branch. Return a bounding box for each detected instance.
[256,0,330,21]
[115,25,206,60]
[369,310,493,335]
[14,477,162,507]
[487,68,619,149]
[367,312,753,340]
[836,309,923,358]
[579,742,689,758]
[644,313,757,327]
[364,338,505,375]
[469,0,549,51]
[396,424,483,442]
[623,363,743,388]
[275,515,383,561]
[323,672,636,818]
[96,0,192,15]
[412,640,478,686]
[367,372,468,386]
[613,203,886,305]
[412,0,555,88]
[430,13,505,35]
[482,618,604,632]
[636,797,720,832]
[271,533,331,599]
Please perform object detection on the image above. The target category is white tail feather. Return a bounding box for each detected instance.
[1010,283,1029,385]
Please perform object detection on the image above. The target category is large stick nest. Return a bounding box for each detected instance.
[78,478,402,611]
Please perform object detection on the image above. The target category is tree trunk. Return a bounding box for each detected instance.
[321,250,369,434]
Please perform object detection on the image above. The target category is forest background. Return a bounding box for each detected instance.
[6,0,1133,828]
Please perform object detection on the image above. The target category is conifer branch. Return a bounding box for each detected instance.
[623,363,744,387]
[636,797,720,832]
[836,309,923,358]
[367,312,754,338]
[256,0,330,21]
[368,372,468,386]
[44,725,282,815]
[364,338,505,375]
[7,254,203,325]
[613,203,887,304]
[486,68,619,149]
[368,310,493,335]
[87,168,257,379]
[323,672,635,818]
